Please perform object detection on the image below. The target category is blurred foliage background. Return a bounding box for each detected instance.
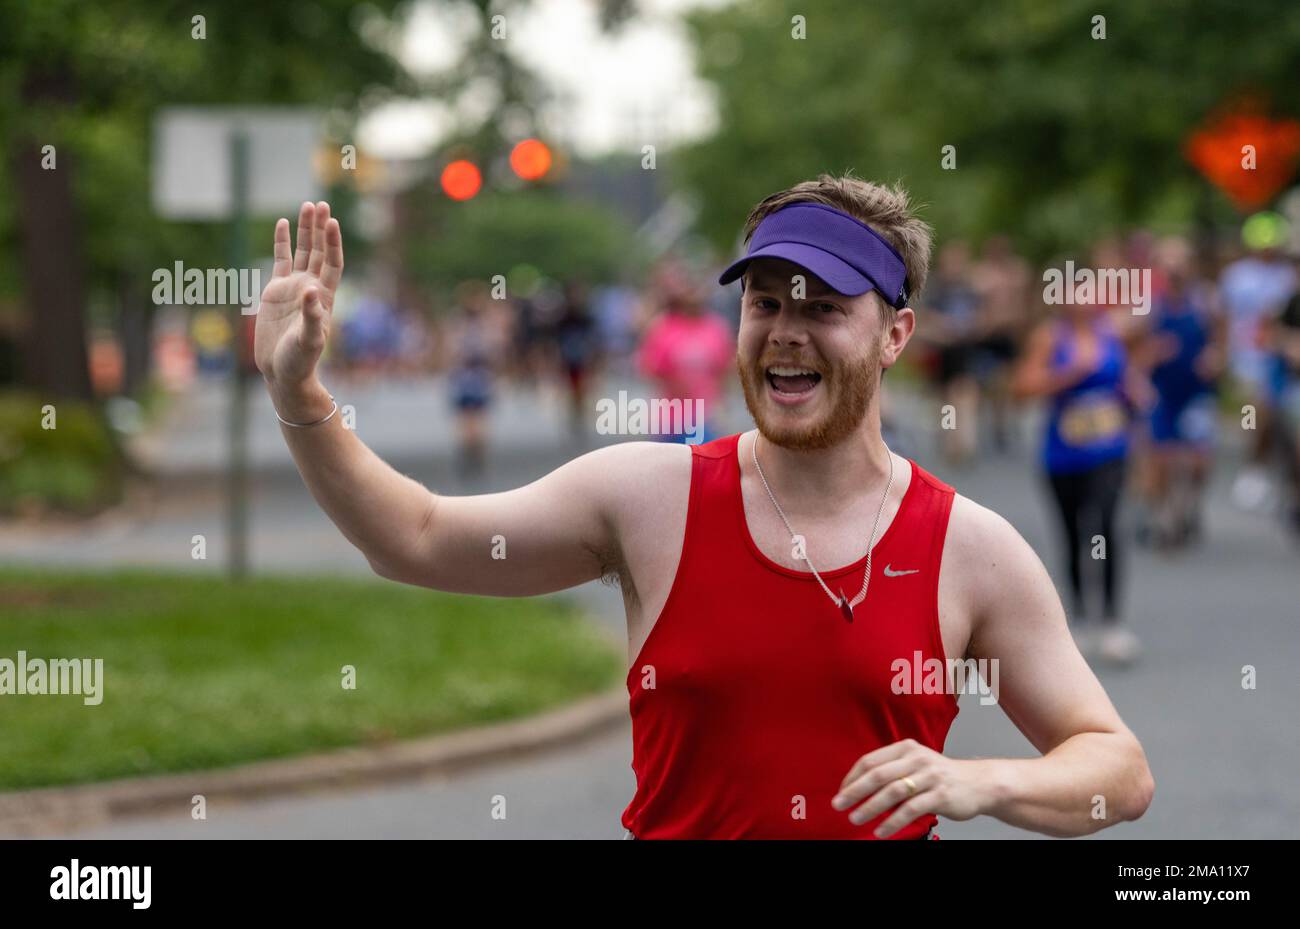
[681,0,1300,259]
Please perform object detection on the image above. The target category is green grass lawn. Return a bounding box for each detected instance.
[0,569,623,791]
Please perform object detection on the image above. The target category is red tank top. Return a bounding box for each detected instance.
[621,432,960,839]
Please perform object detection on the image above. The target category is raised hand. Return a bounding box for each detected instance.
[254,201,345,393]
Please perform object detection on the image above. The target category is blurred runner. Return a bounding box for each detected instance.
[394,307,435,376]
[444,281,506,478]
[1122,229,1170,306]
[509,278,548,385]
[592,282,640,376]
[920,240,983,465]
[971,234,1033,454]
[1133,237,1225,549]
[1013,280,1144,666]
[341,293,402,381]
[554,279,600,437]
[191,307,233,376]
[638,270,733,444]
[1218,212,1297,511]
[1269,265,1300,538]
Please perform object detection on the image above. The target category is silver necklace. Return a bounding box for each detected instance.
[750,431,894,623]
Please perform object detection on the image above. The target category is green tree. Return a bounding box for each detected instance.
[680,0,1300,266]
[406,188,640,297]
[0,0,412,399]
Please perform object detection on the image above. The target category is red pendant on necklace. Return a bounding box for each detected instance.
[838,589,854,623]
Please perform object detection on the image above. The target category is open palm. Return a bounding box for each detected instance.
[254,201,344,387]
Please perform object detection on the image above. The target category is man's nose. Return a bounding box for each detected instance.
[768,305,809,347]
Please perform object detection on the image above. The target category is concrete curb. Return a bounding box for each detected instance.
[0,685,629,837]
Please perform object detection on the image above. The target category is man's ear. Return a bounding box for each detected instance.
[893,305,916,339]
[881,305,916,370]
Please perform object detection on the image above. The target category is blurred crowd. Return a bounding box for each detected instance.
[915,216,1300,537]
[299,258,735,476]
[911,213,1300,664]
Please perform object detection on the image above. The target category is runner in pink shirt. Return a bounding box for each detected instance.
[638,285,734,444]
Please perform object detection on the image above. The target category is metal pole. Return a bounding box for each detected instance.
[226,129,250,579]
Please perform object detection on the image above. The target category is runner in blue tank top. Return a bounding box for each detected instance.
[1134,239,1225,549]
[1042,316,1131,474]
[1014,296,1140,666]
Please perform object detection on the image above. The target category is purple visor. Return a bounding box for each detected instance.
[717,202,910,308]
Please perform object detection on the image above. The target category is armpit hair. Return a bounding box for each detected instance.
[586,536,635,601]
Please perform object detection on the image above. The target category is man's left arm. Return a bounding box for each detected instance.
[834,496,1155,837]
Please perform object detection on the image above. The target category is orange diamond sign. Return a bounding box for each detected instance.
[1185,106,1300,212]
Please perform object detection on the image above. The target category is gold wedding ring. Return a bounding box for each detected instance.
[899,775,918,797]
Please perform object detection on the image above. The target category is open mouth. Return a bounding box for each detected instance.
[764,365,823,403]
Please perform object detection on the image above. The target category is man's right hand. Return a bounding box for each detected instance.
[255,201,344,419]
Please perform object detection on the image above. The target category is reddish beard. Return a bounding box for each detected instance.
[737,339,881,450]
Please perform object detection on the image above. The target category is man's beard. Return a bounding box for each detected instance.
[736,339,881,451]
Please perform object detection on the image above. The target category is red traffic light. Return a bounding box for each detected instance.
[441,160,482,201]
[510,139,552,181]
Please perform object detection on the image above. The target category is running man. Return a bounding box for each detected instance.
[1134,237,1225,549]
[918,239,983,465]
[443,280,507,479]
[971,234,1033,454]
[255,182,1153,839]
[553,279,600,437]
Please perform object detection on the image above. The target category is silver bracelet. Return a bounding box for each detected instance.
[276,395,338,428]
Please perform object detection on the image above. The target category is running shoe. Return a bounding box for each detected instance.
[1098,625,1142,666]
[1230,467,1274,512]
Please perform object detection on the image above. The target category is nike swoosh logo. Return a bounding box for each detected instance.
[883,564,920,577]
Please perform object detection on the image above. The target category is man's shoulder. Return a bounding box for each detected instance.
[575,439,695,504]
[584,434,745,522]
[942,492,1038,585]
[947,489,1026,541]
[941,491,1062,631]
[581,437,694,470]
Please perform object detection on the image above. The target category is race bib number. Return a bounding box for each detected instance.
[1059,393,1127,446]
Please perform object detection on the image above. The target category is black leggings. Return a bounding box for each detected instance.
[1046,457,1126,623]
